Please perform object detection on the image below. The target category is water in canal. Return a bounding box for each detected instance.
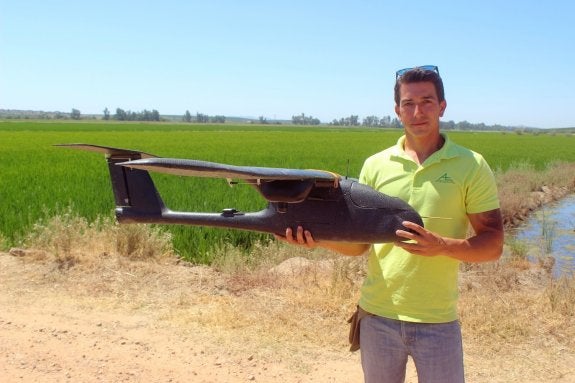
[513,193,575,277]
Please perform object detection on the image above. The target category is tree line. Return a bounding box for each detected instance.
[182,110,226,123]
[291,113,321,125]
[329,115,403,128]
[104,108,161,121]
[0,108,545,132]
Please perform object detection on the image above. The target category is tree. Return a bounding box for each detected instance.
[380,115,391,127]
[441,120,455,130]
[183,110,192,122]
[211,115,226,123]
[363,116,380,127]
[71,108,81,120]
[114,108,127,121]
[196,113,209,123]
[457,120,473,130]
[349,115,359,126]
[103,108,110,120]
[292,113,320,125]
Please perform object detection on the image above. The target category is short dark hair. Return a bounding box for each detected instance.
[394,68,445,105]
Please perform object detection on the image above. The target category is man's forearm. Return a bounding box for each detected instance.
[443,229,503,263]
[319,241,370,256]
[279,226,370,256]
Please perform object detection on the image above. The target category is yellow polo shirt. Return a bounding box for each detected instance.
[358,134,499,323]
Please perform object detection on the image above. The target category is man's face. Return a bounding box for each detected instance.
[395,81,447,139]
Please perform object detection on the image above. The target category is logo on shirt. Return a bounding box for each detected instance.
[435,173,454,184]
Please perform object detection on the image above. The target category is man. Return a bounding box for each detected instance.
[279,66,504,382]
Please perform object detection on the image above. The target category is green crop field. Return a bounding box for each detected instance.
[1,121,573,261]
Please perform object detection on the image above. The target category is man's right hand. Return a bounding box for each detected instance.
[274,226,318,249]
[275,226,370,256]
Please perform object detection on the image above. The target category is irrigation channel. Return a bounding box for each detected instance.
[513,193,575,277]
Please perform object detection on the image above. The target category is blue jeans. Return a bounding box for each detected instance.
[360,314,464,383]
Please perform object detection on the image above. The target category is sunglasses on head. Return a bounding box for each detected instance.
[396,65,440,79]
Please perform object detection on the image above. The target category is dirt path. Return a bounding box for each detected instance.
[1,250,573,382]
[0,252,386,382]
[1,301,368,382]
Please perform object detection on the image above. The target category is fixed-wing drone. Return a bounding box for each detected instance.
[59,144,423,243]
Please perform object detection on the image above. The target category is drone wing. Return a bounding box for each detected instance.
[55,143,157,159]
[119,158,341,203]
[58,143,340,203]
[117,158,339,182]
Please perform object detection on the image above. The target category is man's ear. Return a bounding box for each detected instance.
[439,100,447,117]
[394,104,400,117]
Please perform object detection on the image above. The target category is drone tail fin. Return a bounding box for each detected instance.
[57,144,167,220]
[106,153,168,221]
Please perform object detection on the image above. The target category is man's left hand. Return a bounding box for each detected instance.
[394,221,447,257]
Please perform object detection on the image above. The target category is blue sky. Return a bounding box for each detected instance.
[1,0,574,128]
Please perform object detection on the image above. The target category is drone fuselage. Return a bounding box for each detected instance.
[116,177,422,243]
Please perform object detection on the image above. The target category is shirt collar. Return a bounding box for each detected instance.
[391,133,458,165]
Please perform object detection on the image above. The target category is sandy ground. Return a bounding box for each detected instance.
[1,249,573,383]
[0,252,390,382]
[0,297,366,383]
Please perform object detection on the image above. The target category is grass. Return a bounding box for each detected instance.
[496,161,575,228]
[22,208,174,269]
[505,237,530,260]
[539,209,558,253]
[1,121,575,261]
